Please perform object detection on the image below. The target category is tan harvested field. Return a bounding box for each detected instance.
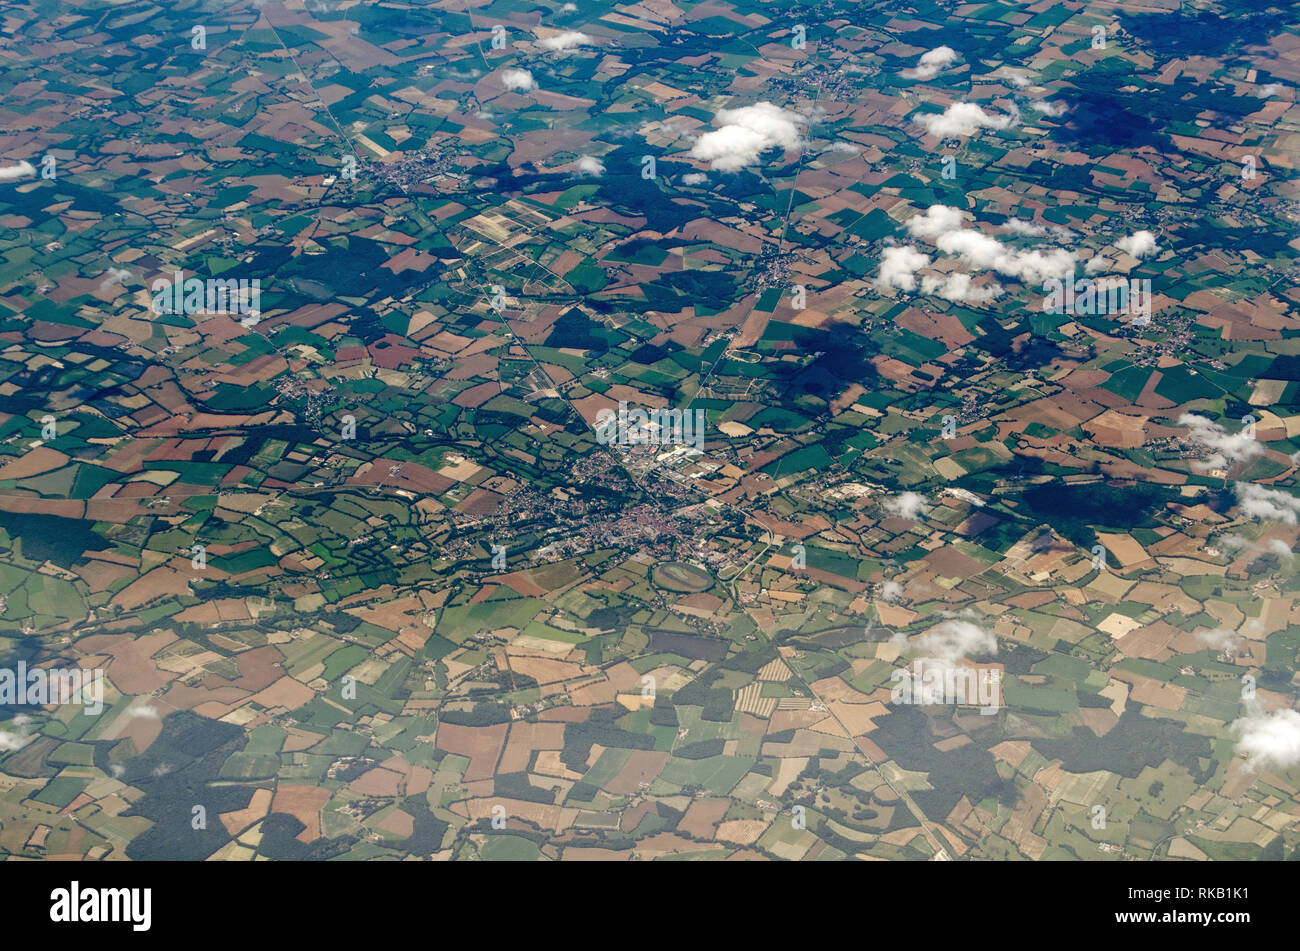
[271,785,332,843]
[0,446,69,480]
[349,767,405,797]
[77,631,176,695]
[606,750,670,794]
[497,722,565,774]
[436,722,509,782]
[679,798,729,838]
[110,566,189,610]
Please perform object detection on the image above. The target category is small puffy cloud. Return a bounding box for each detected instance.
[920,272,1003,304]
[1216,533,1251,553]
[1232,708,1300,771]
[880,580,904,602]
[562,2,578,9]
[886,204,1075,297]
[876,245,930,292]
[1031,100,1067,117]
[538,30,590,51]
[1006,72,1032,88]
[1007,247,1077,283]
[935,228,1075,283]
[931,227,1004,263]
[0,715,29,751]
[128,704,160,719]
[909,619,997,663]
[1265,538,1293,558]
[904,204,1076,283]
[906,45,957,80]
[1002,218,1046,236]
[501,68,536,92]
[1002,219,1075,241]
[0,161,36,182]
[1234,482,1300,524]
[681,172,708,185]
[1179,413,1263,471]
[575,155,605,176]
[689,102,805,171]
[1084,255,1112,275]
[1217,533,1293,562]
[906,203,965,239]
[883,491,927,520]
[99,267,132,291]
[1257,83,1283,97]
[1195,628,1239,651]
[915,101,1017,138]
[1115,230,1158,258]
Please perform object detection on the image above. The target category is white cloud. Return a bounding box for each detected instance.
[1234,482,1300,524]
[1002,219,1075,241]
[880,580,904,602]
[1031,100,1068,117]
[885,204,1075,298]
[1257,83,1283,97]
[932,228,1006,266]
[1084,255,1112,275]
[1006,73,1032,88]
[914,101,1017,138]
[1179,414,1263,471]
[681,172,708,185]
[877,245,930,292]
[0,161,35,182]
[98,267,132,291]
[0,715,29,751]
[908,619,998,663]
[911,204,1075,281]
[562,2,578,9]
[1232,708,1300,771]
[1002,218,1047,237]
[1116,230,1158,258]
[128,704,160,719]
[1217,533,1293,564]
[689,102,805,171]
[920,272,1003,303]
[884,491,927,520]
[576,155,605,176]
[935,225,1076,283]
[1195,628,1239,651]
[906,45,957,80]
[906,204,966,239]
[538,30,590,51]
[1216,533,1251,553]
[501,68,536,92]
